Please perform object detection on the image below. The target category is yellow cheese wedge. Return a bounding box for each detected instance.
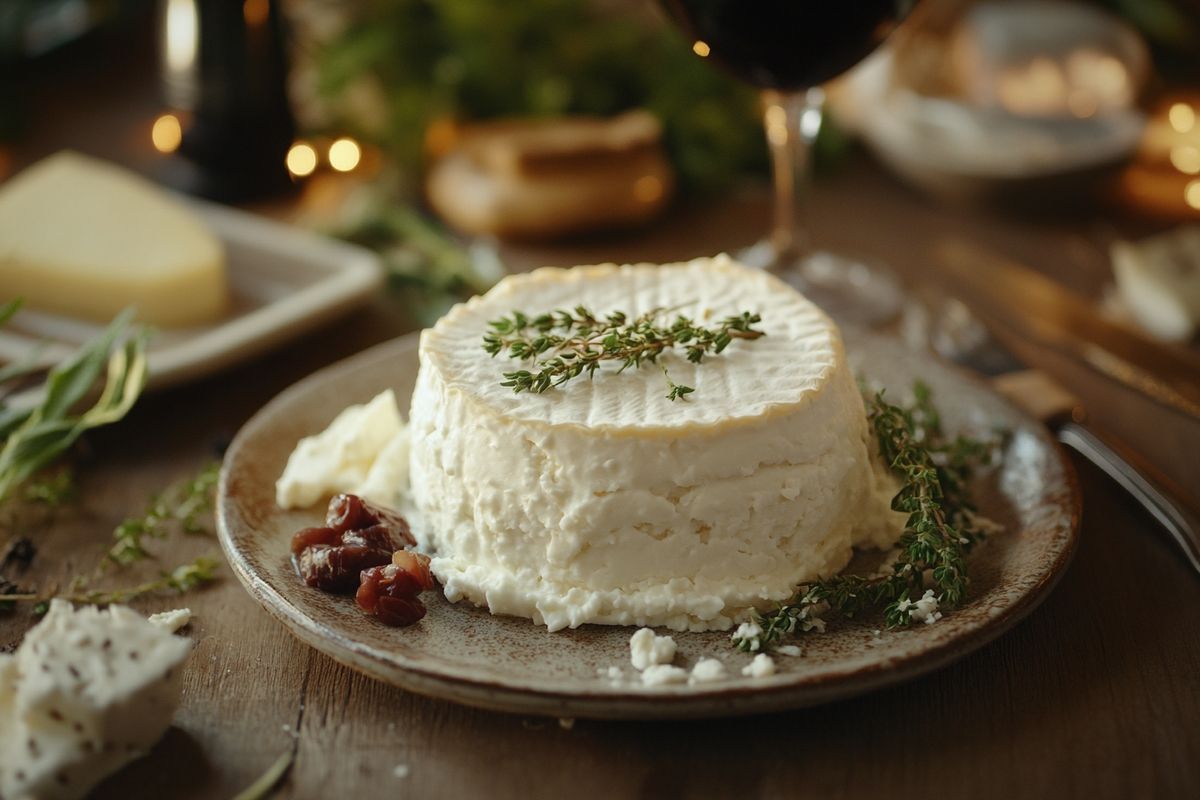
[0,151,228,327]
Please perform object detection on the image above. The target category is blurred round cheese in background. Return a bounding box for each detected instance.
[0,151,229,327]
[425,110,674,240]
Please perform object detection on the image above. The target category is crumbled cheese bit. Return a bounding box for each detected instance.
[640,664,689,687]
[604,666,624,683]
[147,608,192,633]
[741,653,776,679]
[909,589,943,625]
[775,645,802,657]
[730,621,763,651]
[629,628,677,670]
[393,764,410,779]
[688,658,727,684]
[558,717,575,730]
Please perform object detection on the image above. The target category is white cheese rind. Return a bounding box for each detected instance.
[409,256,903,631]
[0,600,192,800]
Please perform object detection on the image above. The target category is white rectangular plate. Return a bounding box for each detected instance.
[0,198,383,391]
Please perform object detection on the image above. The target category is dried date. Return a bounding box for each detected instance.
[297,545,392,593]
[356,550,435,627]
[326,494,415,547]
[290,526,340,556]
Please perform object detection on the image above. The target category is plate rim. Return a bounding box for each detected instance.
[217,332,1081,719]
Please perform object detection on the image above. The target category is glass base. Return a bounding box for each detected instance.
[738,242,904,328]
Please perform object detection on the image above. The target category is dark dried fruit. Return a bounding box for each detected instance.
[297,545,392,593]
[391,549,435,591]
[356,551,434,627]
[290,526,340,556]
[340,524,397,553]
[376,595,427,627]
[326,494,416,547]
[325,494,375,534]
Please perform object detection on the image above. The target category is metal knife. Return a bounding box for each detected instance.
[935,238,1200,421]
[906,292,1200,578]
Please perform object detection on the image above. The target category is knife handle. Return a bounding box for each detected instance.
[1055,421,1200,578]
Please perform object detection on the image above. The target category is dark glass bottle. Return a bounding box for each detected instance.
[159,0,295,201]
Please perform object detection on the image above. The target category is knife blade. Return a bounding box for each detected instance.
[934,238,1200,421]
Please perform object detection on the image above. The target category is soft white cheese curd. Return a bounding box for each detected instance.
[276,389,409,509]
[640,664,689,687]
[408,256,904,631]
[741,653,776,678]
[629,628,677,670]
[689,658,727,684]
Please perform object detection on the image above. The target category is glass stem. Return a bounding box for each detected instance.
[762,87,824,263]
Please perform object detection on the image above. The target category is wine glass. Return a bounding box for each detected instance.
[658,0,921,324]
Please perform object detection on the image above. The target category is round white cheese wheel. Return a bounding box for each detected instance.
[409,255,901,632]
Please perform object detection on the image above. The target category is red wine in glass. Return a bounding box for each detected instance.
[659,0,920,325]
[659,0,910,91]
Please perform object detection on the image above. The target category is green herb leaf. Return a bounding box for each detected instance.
[484,306,764,400]
[0,312,148,504]
[0,299,20,327]
[732,383,1000,653]
[109,462,220,566]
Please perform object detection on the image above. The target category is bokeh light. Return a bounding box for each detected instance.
[286,142,318,177]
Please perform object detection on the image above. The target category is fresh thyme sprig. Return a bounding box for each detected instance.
[734,381,1000,653]
[483,306,764,400]
[108,461,221,566]
[1,462,223,614]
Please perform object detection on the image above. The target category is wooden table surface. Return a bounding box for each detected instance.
[3,19,1199,800]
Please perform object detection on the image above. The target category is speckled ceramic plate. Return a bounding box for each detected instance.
[217,331,1080,719]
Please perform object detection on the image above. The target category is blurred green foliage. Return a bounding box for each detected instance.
[311,0,770,192]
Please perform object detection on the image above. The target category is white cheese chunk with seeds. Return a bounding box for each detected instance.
[0,600,192,800]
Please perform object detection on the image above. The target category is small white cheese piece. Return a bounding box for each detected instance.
[688,658,727,684]
[0,151,228,327]
[629,628,677,671]
[741,653,776,679]
[393,764,410,779]
[0,599,192,800]
[776,645,803,657]
[275,390,406,509]
[731,621,764,651]
[147,608,192,633]
[639,664,689,687]
[1111,227,1200,341]
[908,589,943,625]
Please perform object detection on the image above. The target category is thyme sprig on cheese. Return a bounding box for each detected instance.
[734,382,1000,653]
[483,305,764,400]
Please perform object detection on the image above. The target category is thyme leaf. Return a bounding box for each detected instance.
[483,306,764,399]
[108,461,221,566]
[733,381,1000,653]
